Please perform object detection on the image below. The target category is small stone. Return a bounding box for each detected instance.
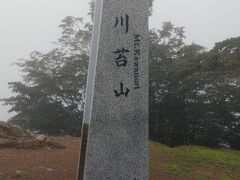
[35,135,46,142]
[15,170,26,178]
[46,168,52,172]
[46,147,51,150]
[16,170,24,174]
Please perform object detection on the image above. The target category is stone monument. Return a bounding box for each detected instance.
[77,0,149,179]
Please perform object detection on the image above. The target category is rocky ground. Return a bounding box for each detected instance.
[0,121,65,149]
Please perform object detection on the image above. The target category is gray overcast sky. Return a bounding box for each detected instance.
[0,0,240,121]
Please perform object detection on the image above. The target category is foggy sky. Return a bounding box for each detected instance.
[0,0,240,121]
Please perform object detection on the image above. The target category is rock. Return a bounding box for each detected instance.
[12,170,26,179]
[35,135,46,142]
[0,121,65,149]
[0,121,34,139]
[26,129,34,137]
[46,168,53,172]
[16,170,25,174]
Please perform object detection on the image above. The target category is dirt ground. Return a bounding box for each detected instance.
[0,137,174,180]
[0,137,80,180]
[0,137,202,180]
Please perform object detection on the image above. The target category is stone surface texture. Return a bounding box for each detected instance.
[82,0,149,179]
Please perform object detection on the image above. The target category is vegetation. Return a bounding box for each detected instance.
[1,16,91,136]
[149,141,240,179]
[1,0,240,151]
[149,23,240,149]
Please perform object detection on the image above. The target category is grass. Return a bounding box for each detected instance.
[149,141,240,179]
